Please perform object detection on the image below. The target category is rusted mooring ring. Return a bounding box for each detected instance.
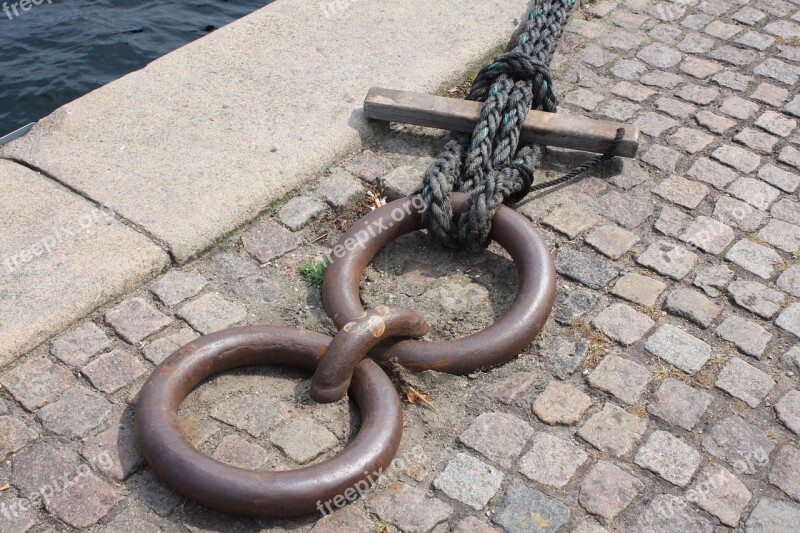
[135,326,403,518]
[322,192,557,374]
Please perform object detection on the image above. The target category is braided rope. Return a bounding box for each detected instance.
[421,0,578,252]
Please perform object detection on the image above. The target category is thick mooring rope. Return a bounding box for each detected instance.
[421,0,591,252]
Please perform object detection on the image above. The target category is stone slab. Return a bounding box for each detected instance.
[0,160,168,366]
[1,0,532,263]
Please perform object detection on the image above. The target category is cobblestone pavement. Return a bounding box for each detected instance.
[3,0,800,531]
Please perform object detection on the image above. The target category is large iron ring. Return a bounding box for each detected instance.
[323,192,557,373]
[135,326,403,517]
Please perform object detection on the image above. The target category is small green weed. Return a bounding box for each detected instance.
[298,259,326,286]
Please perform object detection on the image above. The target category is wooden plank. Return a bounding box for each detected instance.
[364,87,640,158]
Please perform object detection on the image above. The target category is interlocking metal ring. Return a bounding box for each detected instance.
[322,191,557,374]
[135,326,403,518]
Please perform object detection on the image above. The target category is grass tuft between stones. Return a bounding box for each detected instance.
[298,259,327,286]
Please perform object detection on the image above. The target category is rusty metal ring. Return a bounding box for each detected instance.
[135,326,403,517]
[323,191,557,374]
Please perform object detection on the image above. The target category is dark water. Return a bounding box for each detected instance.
[0,0,272,136]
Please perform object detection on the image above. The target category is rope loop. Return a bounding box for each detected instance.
[468,50,556,112]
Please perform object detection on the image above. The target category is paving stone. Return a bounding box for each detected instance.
[647,378,712,431]
[777,303,800,338]
[738,31,777,51]
[571,519,607,533]
[758,0,795,17]
[735,128,781,155]
[270,417,338,464]
[0,357,76,411]
[81,418,144,481]
[713,146,761,174]
[716,315,773,358]
[655,204,689,237]
[578,403,648,458]
[44,473,122,528]
[452,516,499,533]
[177,293,246,334]
[533,381,592,425]
[752,82,790,107]
[379,166,423,200]
[592,303,655,347]
[676,83,720,105]
[599,99,640,121]
[543,338,589,379]
[640,70,685,89]
[241,219,302,263]
[579,461,642,521]
[211,434,268,470]
[779,266,800,297]
[50,323,111,367]
[759,164,800,193]
[554,248,620,290]
[657,98,698,120]
[787,95,800,118]
[310,505,374,533]
[653,175,709,209]
[714,196,766,233]
[641,145,682,174]
[705,19,742,39]
[542,203,600,239]
[142,327,198,364]
[518,433,588,489]
[0,397,7,416]
[345,150,388,183]
[0,416,36,460]
[38,384,112,438]
[316,170,365,210]
[757,113,797,143]
[725,239,782,279]
[433,453,503,511]
[631,494,713,533]
[746,497,800,532]
[128,468,183,517]
[150,271,207,306]
[780,145,800,171]
[634,112,680,137]
[728,280,785,319]
[611,273,666,308]
[779,42,800,62]
[233,273,283,305]
[595,191,655,230]
[492,483,570,533]
[664,287,723,328]
[680,56,724,79]
[96,505,168,533]
[765,19,800,40]
[682,13,714,30]
[770,445,800,502]
[687,157,738,190]
[459,412,533,467]
[720,96,760,120]
[711,45,759,66]
[773,198,800,226]
[553,288,598,325]
[776,390,800,435]
[490,372,539,405]
[636,43,683,68]
[694,264,734,298]
[635,430,701,487]
[104,297,172,344]
[81,349,146,394]
[210,394,289,438]
[689,463,752,527]
[580,44,619,67]
[695,110,737,134]
[716,358,776,408]
[645,324,711,375]
[0,494,35,533]
[733,6,767,25]
[367,482,452,533]
[712,70,753,91]
[702,415,775,474]
[760,219,800,253]
[681,216,735,256]
[729,178,780,212]
[612,81,656,102]
[207,251,258,282]
[11,441,80,499]
[609,160,650,190]
[679,32,715,55]
[565,88,605,111]
[637,240,697,280]
[585,224,639,260]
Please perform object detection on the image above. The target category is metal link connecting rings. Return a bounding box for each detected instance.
[135,192,556,517]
